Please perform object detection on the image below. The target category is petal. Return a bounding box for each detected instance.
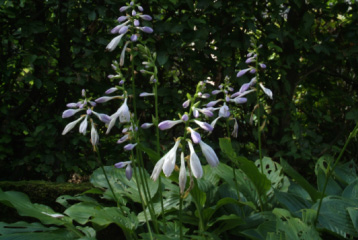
[158,120,183,130]
[106,34,124,52]
[188,141,203,178]
[199,141,219,167]
[79,116,88,135]
[259,83,273,99]
[62,116,85,135]
[126,164,133,180]
[179,152,187,194]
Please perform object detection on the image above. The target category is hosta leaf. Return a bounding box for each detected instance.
[280,158,320,201]
[219,138,271,201]
[0,190,68,226]
[313,196,358,238]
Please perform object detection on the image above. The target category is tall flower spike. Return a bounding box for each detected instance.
[199,140,219,167]
[179,152,187,194]
[188,141,203,179]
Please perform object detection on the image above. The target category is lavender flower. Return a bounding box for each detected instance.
[187,127,201,144]
[124,143,137,151]
[194,120,213,132]
[158,120,183,130]
[141,123,154,129]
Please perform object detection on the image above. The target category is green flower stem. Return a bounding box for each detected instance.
[136,147,159,233]
[94,147,126,215]
[131,155,153,240]
[129,44,158,233]
[254,47,267,212]
[153,77,167,229]
[179,193,184,240]
[314,121,358,226]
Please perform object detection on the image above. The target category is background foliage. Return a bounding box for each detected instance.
[1,0,358,182]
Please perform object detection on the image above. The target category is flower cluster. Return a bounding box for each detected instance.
[106,1,153,67]
[147,81,221,194]
[61,89,111,151]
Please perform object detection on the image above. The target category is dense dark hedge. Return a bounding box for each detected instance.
[1,0,357,181]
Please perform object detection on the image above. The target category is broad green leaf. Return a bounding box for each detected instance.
[273,208,321,240]
[211,214,245,235]
[280,158,320,201]
[90,166,158,204]
[0,221,57,235]
[0,229,78,240]
[347,207,358,232]
[342,179,358,199]
[313,196,358,238]
[274,191,312,217]
[219,138,271,199]
[255,157,290,198]
[0,190,68,226]
[64,202,99,225]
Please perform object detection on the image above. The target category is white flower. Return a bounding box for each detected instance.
[106,98,131,134]
[79,115,88,135]
[210,116,221,129]
[91,122,99,149]
[151,139,181,180]
[179,152,187,194]
[232,119,239,138]
[199,140,219,167]
[259,83,273,99]
[162,140,181,177]
[62,116,85,135]
[106,34,125,52]
[188,141,203,178]
[218,103,230,118]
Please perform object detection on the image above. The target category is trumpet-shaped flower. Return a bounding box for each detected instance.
[158,120,183,130]
[124,143,137,151]
[179,152,187,194]
[126,164,133,180]
[79,116,88,135]
[187,127,201,144]
[188,141,203,179]
[194,120,213,132]
[62,116,85,135]
[199,140,219,167]
[259,83,273,99]
[106,34,125,52]
[231,119,239,138]
[218,103,230,118]
[151,139,181,180]
[106,98,131,134]
[91,123,99,149]
[62,108,84,118]
[141,123,153,129]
